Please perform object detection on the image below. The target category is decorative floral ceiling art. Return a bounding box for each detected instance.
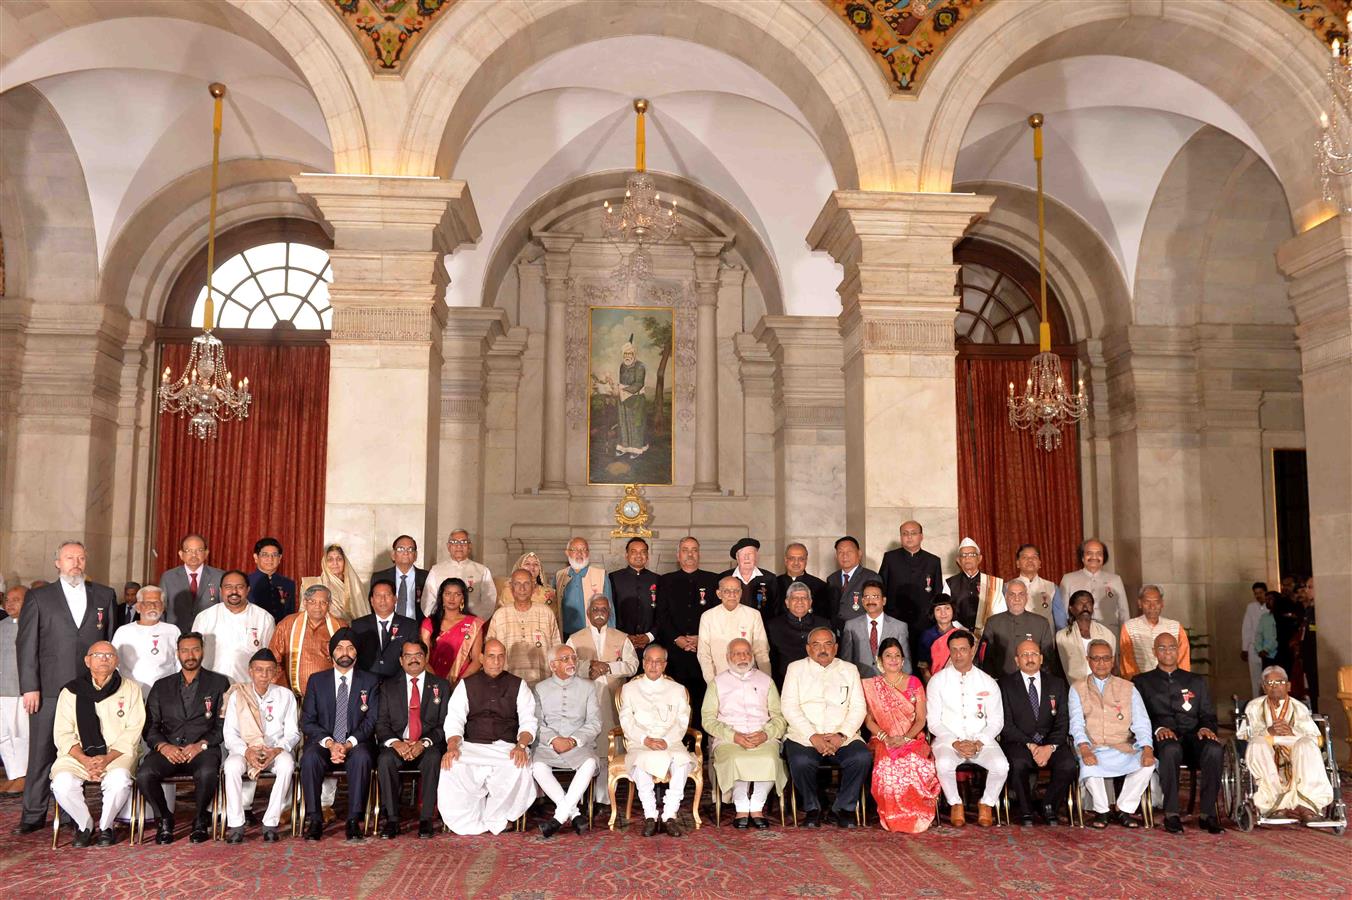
[1273,0,1350,44]
[331,0,455,71]
[824,0,990,93]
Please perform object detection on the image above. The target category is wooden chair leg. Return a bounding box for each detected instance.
[607,777,620,831]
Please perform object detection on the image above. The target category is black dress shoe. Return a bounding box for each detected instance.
[1041,803,1060,827]
[190,825,210,844]
[96,827,117,847]
[663,817,685,838]
[1164,815,1183,834]
[1200,815,1224,835]
[156,818,175,844]
[802,810,821,829]
[733,815,750,829]
[345,819,364,841]
[751,816,769,830]
[832,809,857,829]
[1020,815,1035,827]
[262,827,280,843]
[303,817,323,841]
[539,818,561,839]
[72,827,95,848]
[226,826,245,844]
[571,814,589,834]
[418,820,436,839]
[13,821,43,835]
[379,822,398,840]
[642,818,659,837]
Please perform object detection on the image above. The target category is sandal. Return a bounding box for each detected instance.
[1089,813,1110,829]
[1119,814,1142,829]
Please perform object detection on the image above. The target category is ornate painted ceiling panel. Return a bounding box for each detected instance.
[1274,0,1350,44]
[822,0,990,93]
[332,0,455,71]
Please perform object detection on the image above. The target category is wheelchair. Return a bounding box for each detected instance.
[1220,711,1346,835]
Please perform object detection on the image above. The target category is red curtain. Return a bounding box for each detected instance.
[956,356,1083,584]
[153,342,329,582]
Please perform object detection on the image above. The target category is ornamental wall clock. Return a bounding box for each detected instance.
[611,483,653,538]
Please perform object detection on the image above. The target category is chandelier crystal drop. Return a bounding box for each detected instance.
[1317,17,1352,214]
[158,82,252,439]
[1007,113,1088,451]
[603,99,678,286]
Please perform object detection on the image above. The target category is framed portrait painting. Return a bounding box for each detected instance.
[587,306,674,485]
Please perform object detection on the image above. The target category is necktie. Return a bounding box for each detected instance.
[189,571,199,598]
[1028,677,1042,743]
[842,571,849,588]
[398,574,409,617]
[408,677,422,743]
[380,620,390,650]
[334,675,349,744]
[869,619,879,660]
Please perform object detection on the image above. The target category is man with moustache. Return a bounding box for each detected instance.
[159,533,225,627]
[370,535,429,622]
[998,639,1075,826]
[375,638,450,839]
[566,593,638,804]
[531,644,601,837]
[702,638,787,829]
[1055,590,1117,684]
[1059,540,1130,636]
[269,584,347,697]
[555,537,613,638]
[839,580,911,678]
[619,644,694,837]
[609,537,660,651]
[827,536,881,633]
[488,568,563,687]
[0,586,29,794]
[424,530,497,620]
[697,576,772,682]
[352,578,421,682]
[15,541,115,834]
[655,536,721,728]
[111,586,180,693]
[221,649,299,843]
[192,569,277,685]
[944,538,1006,636]
[774,543,832,622]
[979,580,1056,678]
[137,632,231,843]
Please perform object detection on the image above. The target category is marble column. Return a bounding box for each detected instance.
[807,191,992,568]
[690,238,727,494]
[534,232,579,493]
[293,174,479,577]
[1278,217,1352,759]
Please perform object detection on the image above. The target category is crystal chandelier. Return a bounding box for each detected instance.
[603,99,678,284]
[1317,17,1352,214]
[158,83,252,440]
[1007,113,1088,451]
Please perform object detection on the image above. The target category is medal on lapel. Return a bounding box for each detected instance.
[359,689,369,712]
[756,584,766,609]
[976,692,987,719]
[391,624,399,639]
[204,696,214,719]
[1114,702,1124,721]
[851,591,860,612]
[266,701,274,722]
[1050,695,1057,717]
[698,587,707,606]
[739,628,748,640]
[432,684,442,705]
[96,607,105,629]
[534,632,542,648]
[466,577,475,595]
[925,576,932,593]
[151,636,160,656]
[116,699,126,718]
[1181,689,1194,712]
[251,627,260,647]
[649,584,657,610]
[208,585,219,604]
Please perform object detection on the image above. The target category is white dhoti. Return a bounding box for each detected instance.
[0,696,29,778]
[52,769,133,832]
[731,780,772,814]
[1082,764,1154,814]
[438,741,537,835]
[933,741,1008,806]
[629,757,691,822]
[1245,736,1334,815]
[223,751,296,827]
[532,756,598,823]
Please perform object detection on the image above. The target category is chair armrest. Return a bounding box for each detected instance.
[608,727,624,760]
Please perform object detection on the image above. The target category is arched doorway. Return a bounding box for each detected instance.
[954,239,1083,585]
[152,218,332,592]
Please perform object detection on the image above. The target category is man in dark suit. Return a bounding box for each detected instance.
[1136,631,1224,834]
[14,540,115,833]
[826,536,880,633]
[879,521,946,658]
[353,578,420,682]
[839,580,911,677]
[766,580,831,685]
[374,638,450,838]
[116,581,141,628]
[300,627,381,841]
[609,537,661,652]
[159,533,225,627]
[370,535,428,622]
[136,631,231,844]
[718,537,779,618]
[774,543,831,622]
[248,537,296,622]
[654,536,721,729]
[998,639,1076,826]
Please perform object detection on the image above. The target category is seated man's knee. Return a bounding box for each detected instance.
[273,752,296,776]
[1155,741,1182,764]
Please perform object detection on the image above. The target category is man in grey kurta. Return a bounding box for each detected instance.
[532,645,601,837]
[616,342,648,457]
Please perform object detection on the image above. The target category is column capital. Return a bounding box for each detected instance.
[1278,215,1352,376]
[689,236,731,287]
[531,230,582,286]
[292,175,481,252]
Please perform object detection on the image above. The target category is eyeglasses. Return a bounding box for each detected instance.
[957,551,980,558]
[1264,679,1289,686]
[448,540,470,546]
[88,652,118,660]
[257,552,281,560]
[1087,656,1114,662]
[393,546,416,553]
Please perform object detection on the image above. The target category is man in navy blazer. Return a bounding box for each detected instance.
[300,627,380,841]
[370,535,429,622]
[351,579,420,681]
[826,536,881,633]
[997,639,1075,826]
[839,580,911,677]
[374,638,450,838]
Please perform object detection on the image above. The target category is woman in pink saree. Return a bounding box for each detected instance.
[421,577,483,683]
[863,637,940,833]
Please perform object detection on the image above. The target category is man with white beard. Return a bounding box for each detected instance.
[112,586,181,693]
[531,644,601,837]
[701,638,786,829]
[555,537,612,638]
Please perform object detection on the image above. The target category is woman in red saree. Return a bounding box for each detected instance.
[863,637,940,833]
[421,577,483,683]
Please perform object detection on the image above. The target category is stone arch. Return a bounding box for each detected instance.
[911,0,1329,227]
[478,170,784,318]
[399,0,895,191]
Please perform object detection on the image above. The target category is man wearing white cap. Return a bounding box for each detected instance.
[945,539,1005,637]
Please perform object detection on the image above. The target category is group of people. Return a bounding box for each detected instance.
[0,523,1333,847]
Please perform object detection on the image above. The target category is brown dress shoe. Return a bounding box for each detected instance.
[977,804,995,827]
[949,805,966,828]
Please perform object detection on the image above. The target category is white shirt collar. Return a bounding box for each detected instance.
[377,614,394,626]
[735,567,764,584]
[185,564,203,576]
[866,613,884,626]
[333,667,354,690]
[407,672,423,693]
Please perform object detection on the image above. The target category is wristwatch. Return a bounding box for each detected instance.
[420,738,432,749]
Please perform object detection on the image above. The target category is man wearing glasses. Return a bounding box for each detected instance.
[371,536,428,622]
[1236,665,1333,823]
[248,537,296,622]
[424,530,497,619]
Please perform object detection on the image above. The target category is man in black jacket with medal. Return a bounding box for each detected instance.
[998,639,1075,826]
[655,536,720,728]
[609,537,661,652]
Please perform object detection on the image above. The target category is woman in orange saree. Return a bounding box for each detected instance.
[863,637,940,833]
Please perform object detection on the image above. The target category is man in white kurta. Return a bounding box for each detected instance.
[50,642,145,844]
[619,644,694,836]
[438,639,538,835]
[696,577,771,681]
[701,638,786,827]
[567,594,639,802]
[424,530,497,619]
[926,629,1008,827]
[780,628,870,827]
[1236,666,1334,818]
[1056,590,1118,683]
[1240,584,1268,698]
[1068,639,1155,826]
[221,649,300,840]
[111,587,180,693]
[531,645,601,836]
[1058,540,1130,635]
[192,571,276,683]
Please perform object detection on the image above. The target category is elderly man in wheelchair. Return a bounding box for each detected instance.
[1231,665,1339,830]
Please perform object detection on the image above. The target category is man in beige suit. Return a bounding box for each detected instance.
[567,593,638,803]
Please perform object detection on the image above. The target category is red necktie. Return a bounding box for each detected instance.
[408,677,422,743]
[189,571,199,598]
[870,619,879,660]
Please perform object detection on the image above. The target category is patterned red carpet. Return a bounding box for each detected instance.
[1,789,1347,898]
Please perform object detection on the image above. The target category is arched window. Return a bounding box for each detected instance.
[954,240,1072,352]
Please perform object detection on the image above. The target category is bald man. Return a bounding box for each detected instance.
[998,640,1075,826]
